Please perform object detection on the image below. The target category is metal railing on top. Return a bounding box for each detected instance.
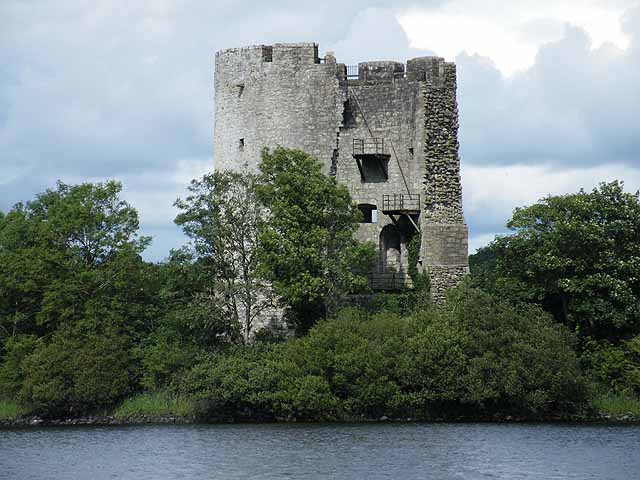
[346,65,359,79]
[353,138,387,156]
[382,194,421,212]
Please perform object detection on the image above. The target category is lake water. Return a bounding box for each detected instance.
[1,423,639,479]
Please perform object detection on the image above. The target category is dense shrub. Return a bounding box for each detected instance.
[581,336,640,396]
[179,285,588,420]
[0,334,37,399]
[18,323,133,417]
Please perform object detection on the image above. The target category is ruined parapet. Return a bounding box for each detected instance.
[357,61,405,81]
[213,43,469,307]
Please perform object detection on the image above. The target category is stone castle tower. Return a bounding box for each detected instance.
[214,43,468,301]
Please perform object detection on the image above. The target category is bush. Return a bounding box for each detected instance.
[0,399,25,420]
[592,391,640,416]
[0,334,37,399]
[179,285,588,420]
[581,336,640,396]
[140,338,205,391]
[19,324,133,417]
[423,285,588,415]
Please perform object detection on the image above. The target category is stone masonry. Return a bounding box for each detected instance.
[214,43,468,303]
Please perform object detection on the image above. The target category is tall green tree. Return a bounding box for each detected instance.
[175,171,274,343]
[0,180,151,340]
[470,181,640,342]
[256,147,376,332]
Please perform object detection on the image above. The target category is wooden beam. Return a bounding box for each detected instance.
[405,213,420,233]
[355,157,364,181]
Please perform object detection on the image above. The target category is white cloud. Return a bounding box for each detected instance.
[398,0,634,75]
[463,162,640,252]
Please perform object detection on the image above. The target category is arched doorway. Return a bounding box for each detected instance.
[380,224,402,273]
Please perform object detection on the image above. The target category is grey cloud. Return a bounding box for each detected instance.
[3,0,638,260]
[458,8,640,168]
[0,1,440,259]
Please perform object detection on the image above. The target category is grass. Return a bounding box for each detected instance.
[592,392,640,416]
[113,392,196,419]
[0,399,25,420]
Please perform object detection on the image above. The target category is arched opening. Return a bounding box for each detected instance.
[380,224,401,273]
[357,203,377,223]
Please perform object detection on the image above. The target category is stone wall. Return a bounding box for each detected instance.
[214,43,343,175]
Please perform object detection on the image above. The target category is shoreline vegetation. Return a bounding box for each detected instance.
[2,149,640,428]
[2,391,640,427]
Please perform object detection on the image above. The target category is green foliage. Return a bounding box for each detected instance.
[407,233,430,293]
[113,392,195,419]
[2,168,623,422]
[581,336,640,396]
[592,391,640,416]
[179,284,587,420]
[364,292,420,316]
[0,399,25,420]
[0,181,151,340]
[435,284,587,415]
[175,171,273,343]
[0,181,157,417]
[19,323,132,417]
[471,181,640,342]
[0,334,37,399]
[256,147,376,332]
[139,249,239,390]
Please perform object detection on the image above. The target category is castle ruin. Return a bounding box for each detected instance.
[213,43,468,302]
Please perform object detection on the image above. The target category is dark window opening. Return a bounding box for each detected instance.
[262,46,273,62]
[358,204,377,223]
[330,148,339,177]
[360,158,389,183]
[239,138,245,150]
[342,101,356,129]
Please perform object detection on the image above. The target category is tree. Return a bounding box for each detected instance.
[470,181,640,342]
[0,180,151,341]
[174,171,274,343]
[256,147,376,332]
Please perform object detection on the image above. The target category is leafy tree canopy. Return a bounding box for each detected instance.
[0,180,152,340]
[471,181,640,342]
[256,147,376,331]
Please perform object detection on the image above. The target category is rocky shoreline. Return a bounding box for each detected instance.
[2,412,639,428]
[0,414,197,427]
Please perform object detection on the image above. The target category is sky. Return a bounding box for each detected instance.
[1,0,639,260]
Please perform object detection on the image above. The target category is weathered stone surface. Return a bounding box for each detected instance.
[213,43,469,308]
